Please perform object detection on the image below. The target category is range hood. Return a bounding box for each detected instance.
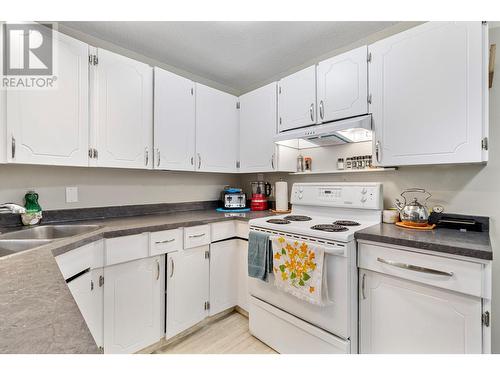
[275,114,372,148]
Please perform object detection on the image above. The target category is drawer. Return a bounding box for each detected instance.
[235,221,249,239]
[358,242,485,298]
[211,221,236,242]
[105,233,149,266]
[184,224,211,249]
[150,228,183,256]
[55,240,104,280]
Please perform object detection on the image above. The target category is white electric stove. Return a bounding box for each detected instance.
[248,182,383,354]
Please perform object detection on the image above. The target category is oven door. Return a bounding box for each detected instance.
[248,234,353,340]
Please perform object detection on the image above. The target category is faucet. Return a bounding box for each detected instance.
[0,203,27,214]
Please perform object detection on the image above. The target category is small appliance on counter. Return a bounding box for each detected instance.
[217,187,248,212]
[394,188,435,230]
[250,181,272,211]
[428,212,487,232]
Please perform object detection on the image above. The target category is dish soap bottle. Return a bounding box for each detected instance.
[21,191,42,226]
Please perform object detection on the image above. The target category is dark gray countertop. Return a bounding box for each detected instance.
[355,223,492,261]
[0,209,273,354]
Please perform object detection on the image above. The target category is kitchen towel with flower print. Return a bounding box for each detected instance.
[270,236,329,306]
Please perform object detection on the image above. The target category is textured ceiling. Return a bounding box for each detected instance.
[61,21,399,94]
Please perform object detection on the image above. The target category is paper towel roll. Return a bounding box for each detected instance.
[275,181,288,212]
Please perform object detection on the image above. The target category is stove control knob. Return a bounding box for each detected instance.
[361,188,367,194]
[298,193,303,199]
[361,196,368,203]
[299,187,304,193]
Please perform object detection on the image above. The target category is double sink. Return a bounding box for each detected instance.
[0,225,101,257]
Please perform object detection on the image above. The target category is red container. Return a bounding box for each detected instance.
[250,193,268,211]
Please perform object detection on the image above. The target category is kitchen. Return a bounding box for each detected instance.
[0,3,499,367]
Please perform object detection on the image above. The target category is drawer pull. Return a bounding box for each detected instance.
[188,233,206,238]
[377,257,453,277]
[155,238,175,244]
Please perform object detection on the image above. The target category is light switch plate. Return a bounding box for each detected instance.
[66,186,78,203]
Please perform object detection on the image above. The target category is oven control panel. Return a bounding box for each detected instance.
[291,183,383,210]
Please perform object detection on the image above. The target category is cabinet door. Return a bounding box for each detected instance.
[369,22,487,166]
[67,268,104,348]
[0,24,6,164]
[103,256,163,354]
[209,240,239,315]
[166,246,209,339]
[154,67,195,170]
[239,83,277,172]
[317,46,368,123]
[236,239,249,311]
[6,30,89,166]
[359,270,482,354]
[278,65,316,132]
[91,48,153,169]
[195,83,238,172]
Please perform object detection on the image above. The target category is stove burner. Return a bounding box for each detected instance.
[333,220,360,226]
[311,224,349,232]
[283,215,312,222]
[267,219,291,224]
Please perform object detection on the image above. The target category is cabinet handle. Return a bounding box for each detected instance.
[156,260,160,281]
[188,233,206,238]
[375,141,381,163]
[99,275,104,287]
[170,257,174,278]
[90,280,94,291]
[319,100,324,120]
[157,149,161,167]
[367,93,372,105]
[376,257,454,277]
[361,273,366,300]
[309,103,314,122]
[145,147,149,166]
[11,136,15,159]
[190,156,194,166]
[197,153,201,169]
[271,153,275,170]
[155,238,175,244]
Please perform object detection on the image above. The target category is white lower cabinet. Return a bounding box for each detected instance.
[103,255,164,354]
[359,270,482,354]
[209,240,239,315]
[236,239,250,311]
[166,246,210,339]
[67,268,104,348]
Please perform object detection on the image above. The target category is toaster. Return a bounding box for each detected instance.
[220,188,247,209]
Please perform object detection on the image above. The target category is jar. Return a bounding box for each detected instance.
[337,158,344,170]
[297,154,304,172]
[346,157,352,169]
[357,156,363,169]
[304,157,312,172]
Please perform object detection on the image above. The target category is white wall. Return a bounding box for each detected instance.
[241,26,500,353]
[0,164,239,210]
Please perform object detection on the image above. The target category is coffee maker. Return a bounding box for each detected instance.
[250,181,272,211]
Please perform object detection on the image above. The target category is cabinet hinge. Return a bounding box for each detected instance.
[236,161,240,169]
[93,55,98,65]
[190,87,194,95]
[88,54,93,65]
[204,301,210,310]
[367,52,372,63]
[278,86,282,94]
[205,250,210,259]
[236,101,240,109]
[482,311,490,327]
[481,137,488,151]
[89,54,98,65]
[88,148,93,158]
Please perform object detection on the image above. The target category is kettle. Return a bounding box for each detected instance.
[395,188,431,227]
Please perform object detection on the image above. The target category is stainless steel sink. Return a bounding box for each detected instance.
[0,239,54,257]
[0,224,101,240]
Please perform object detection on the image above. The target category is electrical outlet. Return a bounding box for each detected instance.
[66,187,78,203]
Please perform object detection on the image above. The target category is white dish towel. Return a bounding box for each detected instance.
[270,236,330,306]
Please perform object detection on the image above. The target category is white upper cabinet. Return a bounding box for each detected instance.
[317,46,368,123]
[6,30,89,166]
[154,67,196,170]
[90,47,153,169]
[195,83,238,172]
[369,22,488,166]
[278,65,316,132]
[239,83,278,172]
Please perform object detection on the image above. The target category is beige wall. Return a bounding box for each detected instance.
[0,164,239,209]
